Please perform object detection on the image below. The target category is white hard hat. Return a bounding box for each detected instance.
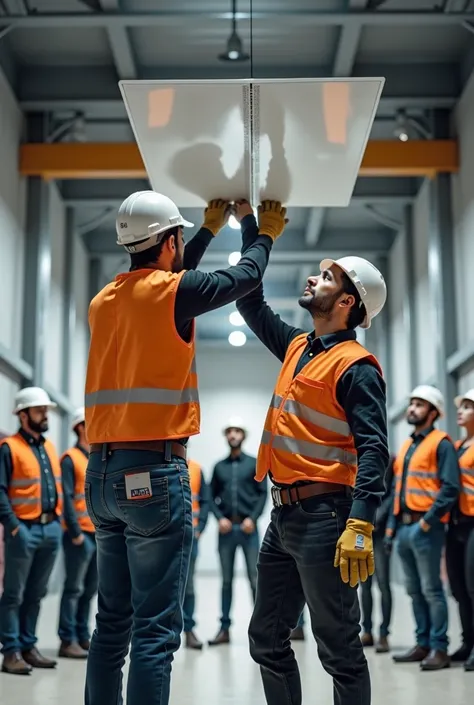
[454,389,474,408]
[116,190,193,253]
[410,385,444,417]
[319,256,387,329]
[72,407,85,430]
[223,416,246,434]
[13,387,57,415]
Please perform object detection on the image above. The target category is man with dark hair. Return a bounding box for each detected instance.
[235,201,389,705]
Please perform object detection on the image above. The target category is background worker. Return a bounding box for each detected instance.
[446,389,474,671]
[0,387,63,675]
[386,386,459,671]
[236,201,389,705]
[183,457,210,650]
[359,455,395,653]
[208,417,267,646]
[58,407,97,660]
[84,192,287,705]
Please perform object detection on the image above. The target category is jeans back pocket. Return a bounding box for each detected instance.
[113,476,170,537]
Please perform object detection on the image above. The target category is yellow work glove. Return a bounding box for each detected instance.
[202,199,231,236]
[334,518,374,588]
[257,200,288,241]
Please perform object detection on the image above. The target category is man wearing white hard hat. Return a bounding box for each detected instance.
[84,193,287,705]
[58,408,97,660]
[0,387,62,675]
[208,416,267,646]
[386,385,459,671]
[235,237,389,705]
[445,389,474,671]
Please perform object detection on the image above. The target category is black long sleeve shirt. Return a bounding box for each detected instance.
[61,444,90,539]
[210,452,268,523]
[0,429,58,533]
[235,216,389,525]
[196,469,211,534]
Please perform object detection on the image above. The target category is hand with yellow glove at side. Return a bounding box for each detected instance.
[257,200,288,242]
[334,518,375,588]
[202,199,231,236]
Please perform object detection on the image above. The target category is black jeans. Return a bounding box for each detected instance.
[360,531,392,637]
[248,493,369,705]
[446,521,474,648]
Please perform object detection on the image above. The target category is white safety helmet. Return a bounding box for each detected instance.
[71,407,85,430]
[410,385,444,418]
[223,416,246,435]
[454,389,474,408]
[319,256,387,329]
[116,190,194,253]
[13,387,57,415]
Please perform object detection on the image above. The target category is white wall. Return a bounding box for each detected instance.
[190,344,280,575]
[0,72,26,434]
[69,235,89,410]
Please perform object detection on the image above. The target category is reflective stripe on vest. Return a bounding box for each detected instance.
[455,440,474,516]
[188,459,202,528]
[256,335,382,485]
[85,384,199,408]
[60,446,95,533]
[393,430,450,522]
[0,434,63,521]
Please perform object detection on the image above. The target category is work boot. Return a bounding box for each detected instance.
[450,643,473,662]
[185,631,203,650]
[464,648,474,671]
[375,636,390,653]
[290,626,305,641]
[1,651,32,675]
[208,629,230,646]
[79,639,90,651]
[58,641,88,659]
[393,645,429,663]
[22,647,57,669]
[420,649,450,671]
[360,632,374,647]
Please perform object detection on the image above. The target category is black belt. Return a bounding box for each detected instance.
[400,511,424,525]
[24,512,56,526]
[90,440,187,461]
[271,481,349,508]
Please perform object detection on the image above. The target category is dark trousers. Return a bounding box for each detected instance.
[218,524,259,630]
[58,531,98,643]
[84,451,193,705]
[0,520,62,653]
[248,493,369,705]
[183,535,198,632]
[446,522,474,648]
[360,531,392,637]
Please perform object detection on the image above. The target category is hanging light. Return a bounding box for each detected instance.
[219,0,249,62]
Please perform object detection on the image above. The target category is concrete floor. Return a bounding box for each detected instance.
[0,575,471,704]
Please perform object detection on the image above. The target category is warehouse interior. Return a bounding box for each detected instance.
[1,0,474,703]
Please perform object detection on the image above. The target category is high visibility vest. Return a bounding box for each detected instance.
[393,429,450,523]
[188,458,202,528]
[455,440,474,517]
[0,433,63,521]
[256,335,382,485]
[61,447,95,533]
[85,268,200,443]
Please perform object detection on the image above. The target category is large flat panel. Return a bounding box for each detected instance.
[44,183,65,391]
[120,78,384,207]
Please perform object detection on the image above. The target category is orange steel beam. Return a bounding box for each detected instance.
[19,140,459,180]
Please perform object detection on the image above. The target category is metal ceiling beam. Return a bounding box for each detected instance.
[333,0,367,77]
[98,0,137,79]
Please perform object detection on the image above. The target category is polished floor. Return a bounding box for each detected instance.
[0,575,472,704]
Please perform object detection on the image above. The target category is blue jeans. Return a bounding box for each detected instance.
[360,531,392,637]
[397,521,448,651]
[218,524,259,630]
[0,520,62,653]
[58,531,98,643]
[84,450,193,705]
[183,534,198,632]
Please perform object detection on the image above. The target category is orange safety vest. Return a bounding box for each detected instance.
[455,440,474,517]
[188,458,202,528]
[61,447,95,533]
[0,433,63,521]
[393,429,450,523]
[85,268,200,443]
[256,335,382,485]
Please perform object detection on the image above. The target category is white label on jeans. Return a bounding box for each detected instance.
[125,471,152,500]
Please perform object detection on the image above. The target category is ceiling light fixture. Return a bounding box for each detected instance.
[228,330,247,347]
[229,311,245,326]
[218,0,249,62]
[228,251,241,266]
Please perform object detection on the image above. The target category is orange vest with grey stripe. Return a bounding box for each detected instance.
[84,268,200,443]
[188,458,202,528]
[393,429,450,523]
[0,433,63,521]
[455,440,474,517]
[61,447,95,533]
[256,335,381,485]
